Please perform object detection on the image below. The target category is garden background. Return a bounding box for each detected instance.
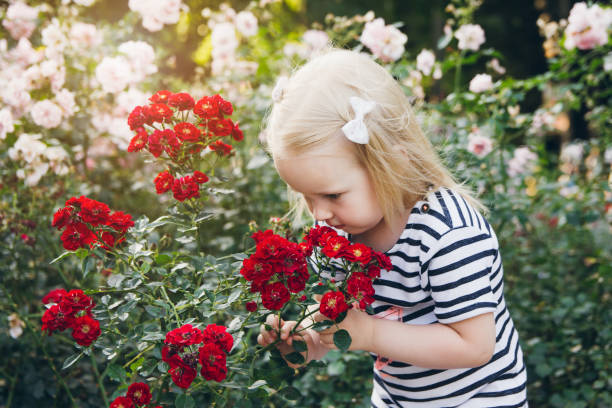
[0,0,610,407]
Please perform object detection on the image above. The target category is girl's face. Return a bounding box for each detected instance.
[274,136,384,237]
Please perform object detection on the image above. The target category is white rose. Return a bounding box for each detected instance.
[31,100,63,128]
[0,108,15,139]
[416,49,435,75]
[118,41,157,82]
[95,56,132,93]
[507,147,538,177]
[469,73,494,93]
[235,11,258,37]
[467,131,493,158]
[454,24,486,51]
[70,22,101,49]
[302,30,329,53]
[55,88,78,118]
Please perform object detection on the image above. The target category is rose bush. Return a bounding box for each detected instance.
[1,1,611,407]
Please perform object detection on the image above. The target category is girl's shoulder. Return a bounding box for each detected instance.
[409,187,494,240]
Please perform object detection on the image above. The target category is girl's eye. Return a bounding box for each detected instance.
[325,193,341,200]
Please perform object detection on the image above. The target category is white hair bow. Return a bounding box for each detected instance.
[342,96,376,144]
[272,76,289,103]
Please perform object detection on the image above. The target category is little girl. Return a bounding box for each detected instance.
[258,49,527,407]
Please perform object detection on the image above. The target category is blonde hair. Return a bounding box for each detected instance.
[264,48,485,227]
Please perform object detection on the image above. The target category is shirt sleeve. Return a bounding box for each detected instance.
[421,225,498,324]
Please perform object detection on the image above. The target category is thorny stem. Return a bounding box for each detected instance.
[161,286,182,325]
[123,344,155,369]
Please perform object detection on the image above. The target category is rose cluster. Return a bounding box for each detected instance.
[126,90,244,202]
[240,230,310,311]
[241,226,392,320]
[303,225,392,319]
[161,323,233,389]
[52,196,134,251]
[41,289,101,347]
[109,382,155,408]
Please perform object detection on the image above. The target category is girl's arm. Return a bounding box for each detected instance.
[315,307,496,369]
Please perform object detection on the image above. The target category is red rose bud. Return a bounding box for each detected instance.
[245,301,257,312]
[231,121,244,141]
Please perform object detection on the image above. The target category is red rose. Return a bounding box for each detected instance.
[127,106,148,130]
[319,290,349,320]
[79,197,110,226]
[172,176,200,201]
[366,264,381,279]
[346,272,375,309]
[41,304,74,334]
[261,282,290,311]
[207,118,233,137]
[304,225,337,247]
[60,289,95,315]
[107,211,134,233]
[42,288,68,304]
[154,170,174,194]
[110,396,134,408]
[343,243,372,265]
[321,235,350,258]
[202,324,233,353]
[71,315,101,346]
[168,92,195,110]
[126,382,152,406]
[128,128,149,152]
[239,257,273,285]
[165,324,204,348]
[159,129,181,158]
[373,251,393,270]
[147,103,173,123]
[214,94,233,116]
[251,229,274,244]
[198,343,227,382]
[231,121,244,141]
[149,90,173,104]
[174,122,200,142]
[193,171,209,184]
[60,222,95,251]
[245,301,257,312]
[168,361,197,389]
[193,96,220,119]
[98,231,116,249]
[297,242,313,257]
[286,266,309,293]
[52,207,73,230]
[147,130,164,158]
[161,345,181,365]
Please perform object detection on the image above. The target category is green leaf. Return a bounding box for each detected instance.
[155,253,172,265]
[62,353,83,370]
[334,310,347,324]
[50,251,72,264]
[247,379,268,390]
[144,305,166,318]
[279,386,302,400]
[141,332,165,341]
[312,320,334,331]
[292,340,307,353]
[175,393,195,408]
[333,329,352,352]
[312,284,327,295]
[75,247,89,259]
[82,256,94,280]
[129,357,145,374]
[284,351,305,365]
[106,363,127,383]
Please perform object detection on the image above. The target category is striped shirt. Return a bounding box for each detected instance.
[325,188,527,408]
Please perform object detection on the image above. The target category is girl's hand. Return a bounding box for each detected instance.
[313,303,374,352]
[257,314,323,368]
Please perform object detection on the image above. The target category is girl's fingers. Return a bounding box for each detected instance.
[280,320,297,341]
[312,294,323,302]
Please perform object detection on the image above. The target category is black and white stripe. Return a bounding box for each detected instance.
[359,188,527,407]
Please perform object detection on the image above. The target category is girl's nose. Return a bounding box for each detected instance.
[312,205,332,222]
